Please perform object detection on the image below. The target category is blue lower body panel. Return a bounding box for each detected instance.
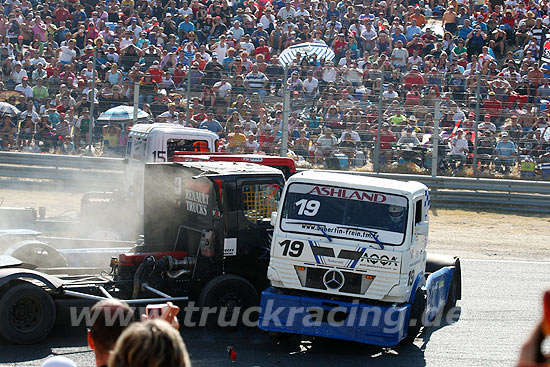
[258,288,410,347]
[425,267,455,324]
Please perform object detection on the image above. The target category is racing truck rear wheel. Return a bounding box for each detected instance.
[198,275,259,328]
[0,282,56,344]
[402,288,426,344]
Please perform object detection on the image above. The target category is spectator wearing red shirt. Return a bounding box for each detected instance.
[254,38,271,61]
[147,61,164,84]
[406,35,424,55]
[405,85,421,105]
[371,122,397,164]
[332,33,348,60]
[372,122,397,150]
[46,65,59,78]
[55,4,72,24]
[403,66,425,90]
[421,28,436,44]
[483,91,503,122]
[501,10,515,30]
[172,63,186,88]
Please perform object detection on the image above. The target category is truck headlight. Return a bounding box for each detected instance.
[387,285,408,298]
[293,265,307,286]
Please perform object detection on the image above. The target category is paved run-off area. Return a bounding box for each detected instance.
[0,259,548,367]
[0,188,549,366]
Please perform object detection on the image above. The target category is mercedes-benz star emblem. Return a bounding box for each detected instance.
[323,269,345,290]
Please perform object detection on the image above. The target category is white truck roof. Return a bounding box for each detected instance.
[129,123,219,139]
[288,170,427,198]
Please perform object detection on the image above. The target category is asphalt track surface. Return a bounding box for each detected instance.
[0,258,549,367]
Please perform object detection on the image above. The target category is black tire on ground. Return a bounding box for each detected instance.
[198,275,259,328]
[427,254,462,302]
[402,288,426,344]
[443,273,460,321]
[445,275,457,309]
[0,282,56,344]
[4,241,68,268]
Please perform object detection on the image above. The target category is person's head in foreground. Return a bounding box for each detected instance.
[108,319,191,367]
[88,299,134,367]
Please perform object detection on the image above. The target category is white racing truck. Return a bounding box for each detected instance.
[258,171,461,346]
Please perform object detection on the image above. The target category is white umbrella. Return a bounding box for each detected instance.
[0,101,20,117]
[278,42,336,68]
[97,105,149,123]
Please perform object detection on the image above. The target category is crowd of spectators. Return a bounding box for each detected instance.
[0,0,549,176]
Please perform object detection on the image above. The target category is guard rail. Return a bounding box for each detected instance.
[0,152,549,213]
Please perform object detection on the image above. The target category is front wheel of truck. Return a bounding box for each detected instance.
[402,288,426,344]
[198,275,259,328]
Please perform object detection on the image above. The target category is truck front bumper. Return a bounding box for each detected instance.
[258,287,411,347]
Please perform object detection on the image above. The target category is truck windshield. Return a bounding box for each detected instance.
[167,139,210,159]
[280,183,408,246]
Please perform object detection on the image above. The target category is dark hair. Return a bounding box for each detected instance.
[89,299,134,354]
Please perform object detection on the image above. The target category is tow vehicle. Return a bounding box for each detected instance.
[0,161,284,344]
[258,171,461,346]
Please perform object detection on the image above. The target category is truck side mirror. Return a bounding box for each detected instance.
[270,211,278,226]
[415,222,428,235]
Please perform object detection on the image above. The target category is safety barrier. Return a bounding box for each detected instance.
[0,152,125,190]
[1,152,549,213]
[299,170,550,213]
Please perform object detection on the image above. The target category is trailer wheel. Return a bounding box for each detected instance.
[402,288,426,344]
[198,275,259,328]
[4,241,67,268]
[0,282,56,344]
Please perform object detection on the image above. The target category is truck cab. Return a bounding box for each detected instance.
[124,124,219,214]
[130,161,285,296]
[267,171,429,303]
[259,171,459,346]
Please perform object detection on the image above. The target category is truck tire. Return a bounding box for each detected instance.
[4,241,68,268]
[198,275,259,328]
[0,282,56,344]
[427,254,462,303]
[402,288,426,344]
[444,272,459,316]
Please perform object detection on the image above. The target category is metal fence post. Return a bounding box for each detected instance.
[186,66,192,126]
[432,99,441,178]
[87,48,97,154]
[473,73,482,177]
[374,70,384,173]
[132,83,139,124]
[281,65,289,157]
